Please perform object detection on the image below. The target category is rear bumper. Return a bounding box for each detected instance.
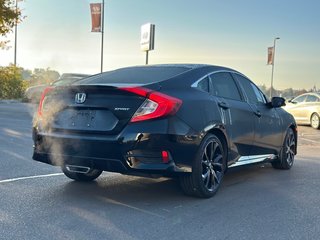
[33,152,130,173]
[32,123,200,176]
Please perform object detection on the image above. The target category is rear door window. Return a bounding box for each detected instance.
[209,72,242,101]
[306,95,319,102]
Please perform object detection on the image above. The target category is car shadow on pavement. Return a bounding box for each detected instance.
[32,160,318,239]
[56,162,275,204]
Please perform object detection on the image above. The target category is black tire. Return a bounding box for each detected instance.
[272,128,296,170]
[310,113,320,129]
[61,165,102,182]
[180,134,226,198]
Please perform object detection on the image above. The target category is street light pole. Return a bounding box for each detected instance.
[270,37,280,98]
[14,0,18,66]
[145,50,149,65]
[100,0,105,73]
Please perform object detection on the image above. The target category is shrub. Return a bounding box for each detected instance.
[0,65,27,99]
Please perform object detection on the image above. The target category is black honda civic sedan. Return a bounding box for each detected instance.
[32,64,297,198]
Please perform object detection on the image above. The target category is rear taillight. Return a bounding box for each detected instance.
[37,87,54,117]
[161,150,170,163]
[120,87,182,122]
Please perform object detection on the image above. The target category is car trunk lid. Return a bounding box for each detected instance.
[39,85,146,135]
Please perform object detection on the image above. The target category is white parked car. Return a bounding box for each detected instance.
[283,92,320,129]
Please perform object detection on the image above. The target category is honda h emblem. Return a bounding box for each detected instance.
[75,93,86,104]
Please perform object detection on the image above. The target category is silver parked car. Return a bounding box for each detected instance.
[283,92,320,129]
[25,73,89,103]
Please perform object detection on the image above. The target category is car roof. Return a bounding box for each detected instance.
[75,64,239,87]
[296,92,320,97]
[60,73,90,79]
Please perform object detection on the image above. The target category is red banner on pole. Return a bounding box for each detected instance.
[90,3,102,32]
[267,47,274,65]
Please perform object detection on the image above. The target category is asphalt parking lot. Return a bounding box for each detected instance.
[297,125,320,146]
[0,102,319,240]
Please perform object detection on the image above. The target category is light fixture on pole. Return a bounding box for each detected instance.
[269,37,280,98]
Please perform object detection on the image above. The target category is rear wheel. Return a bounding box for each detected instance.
[310,113,320,129]
[272,128,295,170]
[61,165,102,182]
[180,134,226,198]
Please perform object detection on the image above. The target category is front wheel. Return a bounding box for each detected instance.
[61,165,102,182]
[180,134,226,198]
[272,128,296,170]
[310,113,320,129]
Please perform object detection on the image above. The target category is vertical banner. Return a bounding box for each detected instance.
[90,3,102,32]
[267,47,274,65]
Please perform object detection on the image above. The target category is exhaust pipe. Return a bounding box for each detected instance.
[66,165,90,174]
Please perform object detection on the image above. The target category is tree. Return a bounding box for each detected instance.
[0,64,26,99]
[21,68,31,80]
[29,68,60,86]
[281,88,294,99]
[0,0,23,49]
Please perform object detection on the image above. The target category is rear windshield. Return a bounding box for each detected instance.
[53,77,83,86]
[75,66,191,85]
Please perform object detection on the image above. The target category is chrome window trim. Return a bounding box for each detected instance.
[191,70,245,88]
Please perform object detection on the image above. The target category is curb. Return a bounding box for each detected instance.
[0,100,22,104]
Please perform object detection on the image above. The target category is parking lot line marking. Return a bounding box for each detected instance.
[0,116,32,122]
[0,173,64,184]
[99,197,166,219]
[299,137,319,144]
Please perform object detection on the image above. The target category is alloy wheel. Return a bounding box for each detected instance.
[311,113,320,129]
[201,139,224,192]
[284,130,295,167]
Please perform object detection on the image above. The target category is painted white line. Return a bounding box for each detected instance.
[0,173,64,184]
[0,116,32,122]
[300,134,319,137]
[299,137,319,144]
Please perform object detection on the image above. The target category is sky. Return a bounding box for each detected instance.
[1,0,320,90]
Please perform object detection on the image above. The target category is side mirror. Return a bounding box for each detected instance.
[270,97,286,108]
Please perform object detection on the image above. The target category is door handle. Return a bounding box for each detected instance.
[254,110,262,117]
[218,101,229,109]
